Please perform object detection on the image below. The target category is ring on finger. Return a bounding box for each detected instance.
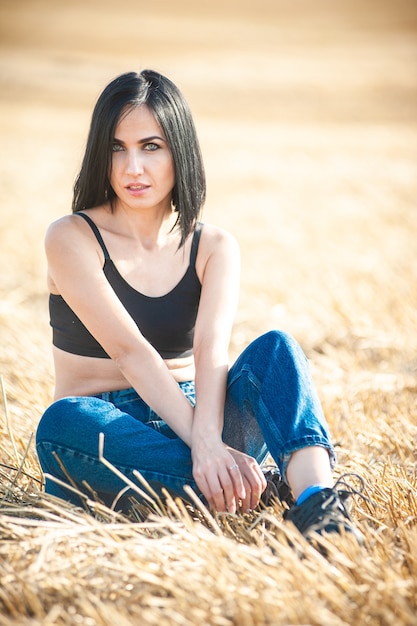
[229,463,239,471]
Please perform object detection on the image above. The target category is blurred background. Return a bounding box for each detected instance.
[0,0,416,407]
[1,9,416,617]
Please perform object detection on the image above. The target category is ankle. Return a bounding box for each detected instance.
[296,484,327,506]
[286,446,334,500]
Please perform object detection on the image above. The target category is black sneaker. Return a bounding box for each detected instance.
[261,466,295,508]
[283,474,366,545]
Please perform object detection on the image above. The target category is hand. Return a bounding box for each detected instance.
[191,437,266,513]
[225,447,267,512]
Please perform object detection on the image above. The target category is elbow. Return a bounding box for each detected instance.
[109,337,162,377]
[193,334,230,369]
[112,348,132,373]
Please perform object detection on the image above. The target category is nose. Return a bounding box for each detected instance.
[126,150,144,176]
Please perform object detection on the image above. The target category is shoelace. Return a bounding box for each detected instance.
[332,472,373,507]
[261,468,372,512]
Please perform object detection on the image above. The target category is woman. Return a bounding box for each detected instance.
[36,70,363,543]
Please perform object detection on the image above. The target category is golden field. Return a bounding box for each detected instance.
[0,0,416,624]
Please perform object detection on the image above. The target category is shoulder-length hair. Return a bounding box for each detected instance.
[72,70,206,245]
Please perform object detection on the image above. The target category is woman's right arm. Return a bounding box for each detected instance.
[45,216,195,445]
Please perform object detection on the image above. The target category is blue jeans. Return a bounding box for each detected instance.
[36,331,335,509]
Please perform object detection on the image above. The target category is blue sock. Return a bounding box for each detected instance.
[296,484,327,506]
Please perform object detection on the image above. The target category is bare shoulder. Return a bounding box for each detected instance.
[46,213,78,240]
[45,213,107,293]
[196,223,240,283]
[45,213,95,256]
[199,222,240,256]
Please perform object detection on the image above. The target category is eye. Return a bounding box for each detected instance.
[144,142,160,152]
[112,142,124,152]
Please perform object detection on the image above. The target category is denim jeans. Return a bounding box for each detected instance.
[36,331,335,509]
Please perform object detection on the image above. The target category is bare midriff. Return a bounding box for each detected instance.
[52,346,195,400]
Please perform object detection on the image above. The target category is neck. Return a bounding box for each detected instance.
[111,203,179,248]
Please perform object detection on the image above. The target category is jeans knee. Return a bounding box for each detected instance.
[257,329,300,354]
[36,397,85,445]
[264,329,292,344]
[37,399,60,442]
[250,331,309,376]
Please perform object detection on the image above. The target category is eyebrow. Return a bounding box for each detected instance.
[112,135,166,145]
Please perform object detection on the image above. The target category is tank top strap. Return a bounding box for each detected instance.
[75,212,111,260]
[189,222,203,267]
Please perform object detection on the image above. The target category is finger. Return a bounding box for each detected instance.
[193,473,215,509]
[232,478,245,513]
[248,461,267,492]
[212,487,229,512]
[218,472,238,513]
[239,466,265,511]
[250,487,262,510]
[229,463,246,501]
[207,473,235,513]
[194,467,235,513]
[250,472,266,509]
[193,470,223,511]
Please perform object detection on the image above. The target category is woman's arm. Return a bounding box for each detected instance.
[45,215,195,445]
[191,225,266,513]
[193,225,240,442]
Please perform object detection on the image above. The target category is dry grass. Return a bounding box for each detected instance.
[1,0,417,624]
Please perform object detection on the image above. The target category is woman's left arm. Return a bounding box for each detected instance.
[191,225,265,513]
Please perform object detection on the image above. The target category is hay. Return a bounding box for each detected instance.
[1,363,416,625]
[0,457,416,625]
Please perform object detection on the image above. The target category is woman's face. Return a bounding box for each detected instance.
[109,105,175,214]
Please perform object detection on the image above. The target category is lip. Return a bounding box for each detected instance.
[126,183,150,195]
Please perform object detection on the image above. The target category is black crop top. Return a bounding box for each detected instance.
[49,213,202,359]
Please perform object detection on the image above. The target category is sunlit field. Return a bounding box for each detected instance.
[0,1,416,624]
